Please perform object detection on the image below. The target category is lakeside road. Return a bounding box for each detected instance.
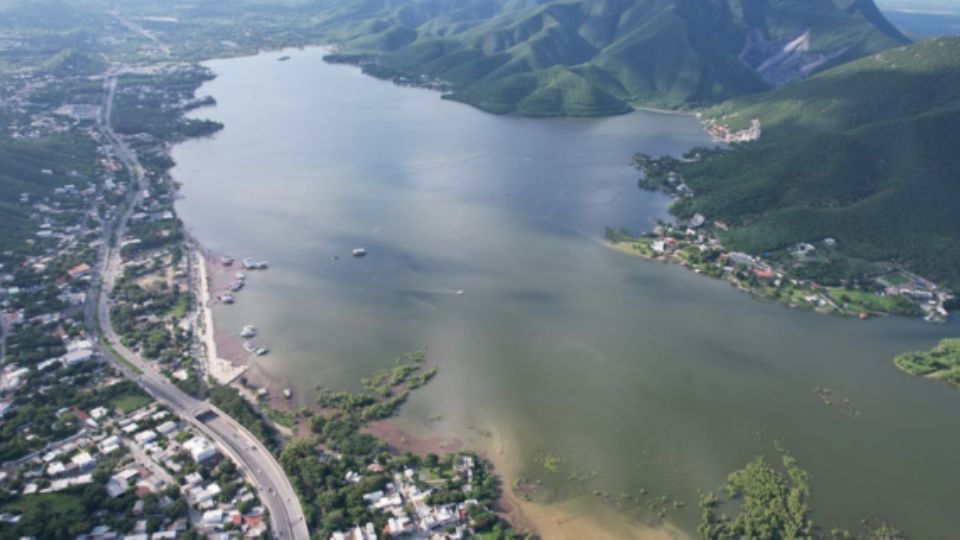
[88,70,309,540]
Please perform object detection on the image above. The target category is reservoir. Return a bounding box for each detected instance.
[173,47,960,537]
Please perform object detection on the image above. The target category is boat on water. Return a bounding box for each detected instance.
[229,281,244,292]
[255,348,269,356]
[220,294,235,304]
[352,248,366,257]
[220,256,234,266]
[243,258,269,270]
[282,388,292,399]
[240,325,256,338]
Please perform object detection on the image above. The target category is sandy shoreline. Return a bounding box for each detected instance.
[195,247,304,411]
[361,419,689,540]
[481,430,690,540]
[195,249,248,384]
[192,245,688,540]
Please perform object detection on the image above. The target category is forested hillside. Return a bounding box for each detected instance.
[674,37,960,288]
[322,0,908,115]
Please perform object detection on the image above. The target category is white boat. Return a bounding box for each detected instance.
[243,258,269,270]
[352,248,366,257]
[240,325,256,338]
[255,348,269,356]
[220,294,235,304]
[235,272,246,280]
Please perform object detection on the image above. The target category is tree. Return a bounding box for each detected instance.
[699,451,812,540]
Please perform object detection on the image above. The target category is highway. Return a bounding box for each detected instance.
[88,72,309,539]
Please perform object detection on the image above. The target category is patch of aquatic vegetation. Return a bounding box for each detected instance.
[699,444,905,539]
[566,467,599,483]
[519,449,691,526]
[813,386,861,418]
[534,451,566,473]
[359,348,435,398]
[465,425,493,438]
[316,349,438,422]
[894,338,960,387]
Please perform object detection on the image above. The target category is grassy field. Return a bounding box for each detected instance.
[110,392,152,414]
[165,294,191,319]
[825,288,921,316]
[0,490,93,538]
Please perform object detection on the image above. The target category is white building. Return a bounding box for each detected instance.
[183,436,216,463]
[134,429,157,445]
[71,451,96,470]
[156,420,178,435]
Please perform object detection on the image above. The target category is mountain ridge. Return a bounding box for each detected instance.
[324,0,910,115]
[674,36,960,288]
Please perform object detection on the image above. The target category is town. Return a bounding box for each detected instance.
[0,49,281,537]
[623,153,954,323]
[0,20,523,540]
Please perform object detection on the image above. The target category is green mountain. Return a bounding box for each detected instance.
[674,37,960,288]
[38,49,107,77]
[325,0,909,115]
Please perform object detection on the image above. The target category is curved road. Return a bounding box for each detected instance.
[90,72,308,539]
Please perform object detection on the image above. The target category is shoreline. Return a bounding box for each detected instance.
[484,429,689,540]
[173,47,697,539]
[605,230,952,323]
[358,418,690,540]
[194,247,248,384]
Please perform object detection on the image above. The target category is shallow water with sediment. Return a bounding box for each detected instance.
[173,47,960,537]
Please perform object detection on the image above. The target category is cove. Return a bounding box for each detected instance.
[173,47,960,537]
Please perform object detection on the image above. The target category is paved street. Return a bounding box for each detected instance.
[88,72,309,540]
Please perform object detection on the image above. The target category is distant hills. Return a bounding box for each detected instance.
[674,37,960,288]
[39,49,107,77]
[324,0,909,115]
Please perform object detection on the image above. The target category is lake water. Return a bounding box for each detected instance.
[173,47,960,537]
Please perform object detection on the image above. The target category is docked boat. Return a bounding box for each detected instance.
[352,248,366,257]
[220,256,234,266]
[220,294,235,304]
[229,280,244,292]
[255,348,269,356]
[240,325,257,338]
[243,258,269,270]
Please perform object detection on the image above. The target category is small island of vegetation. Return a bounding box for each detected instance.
[700,449,904,540]
[893,338,960,387]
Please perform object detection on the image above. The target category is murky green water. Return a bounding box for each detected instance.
[173,47,960,537]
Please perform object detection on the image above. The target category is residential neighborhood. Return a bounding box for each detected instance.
[0,53,273,539]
